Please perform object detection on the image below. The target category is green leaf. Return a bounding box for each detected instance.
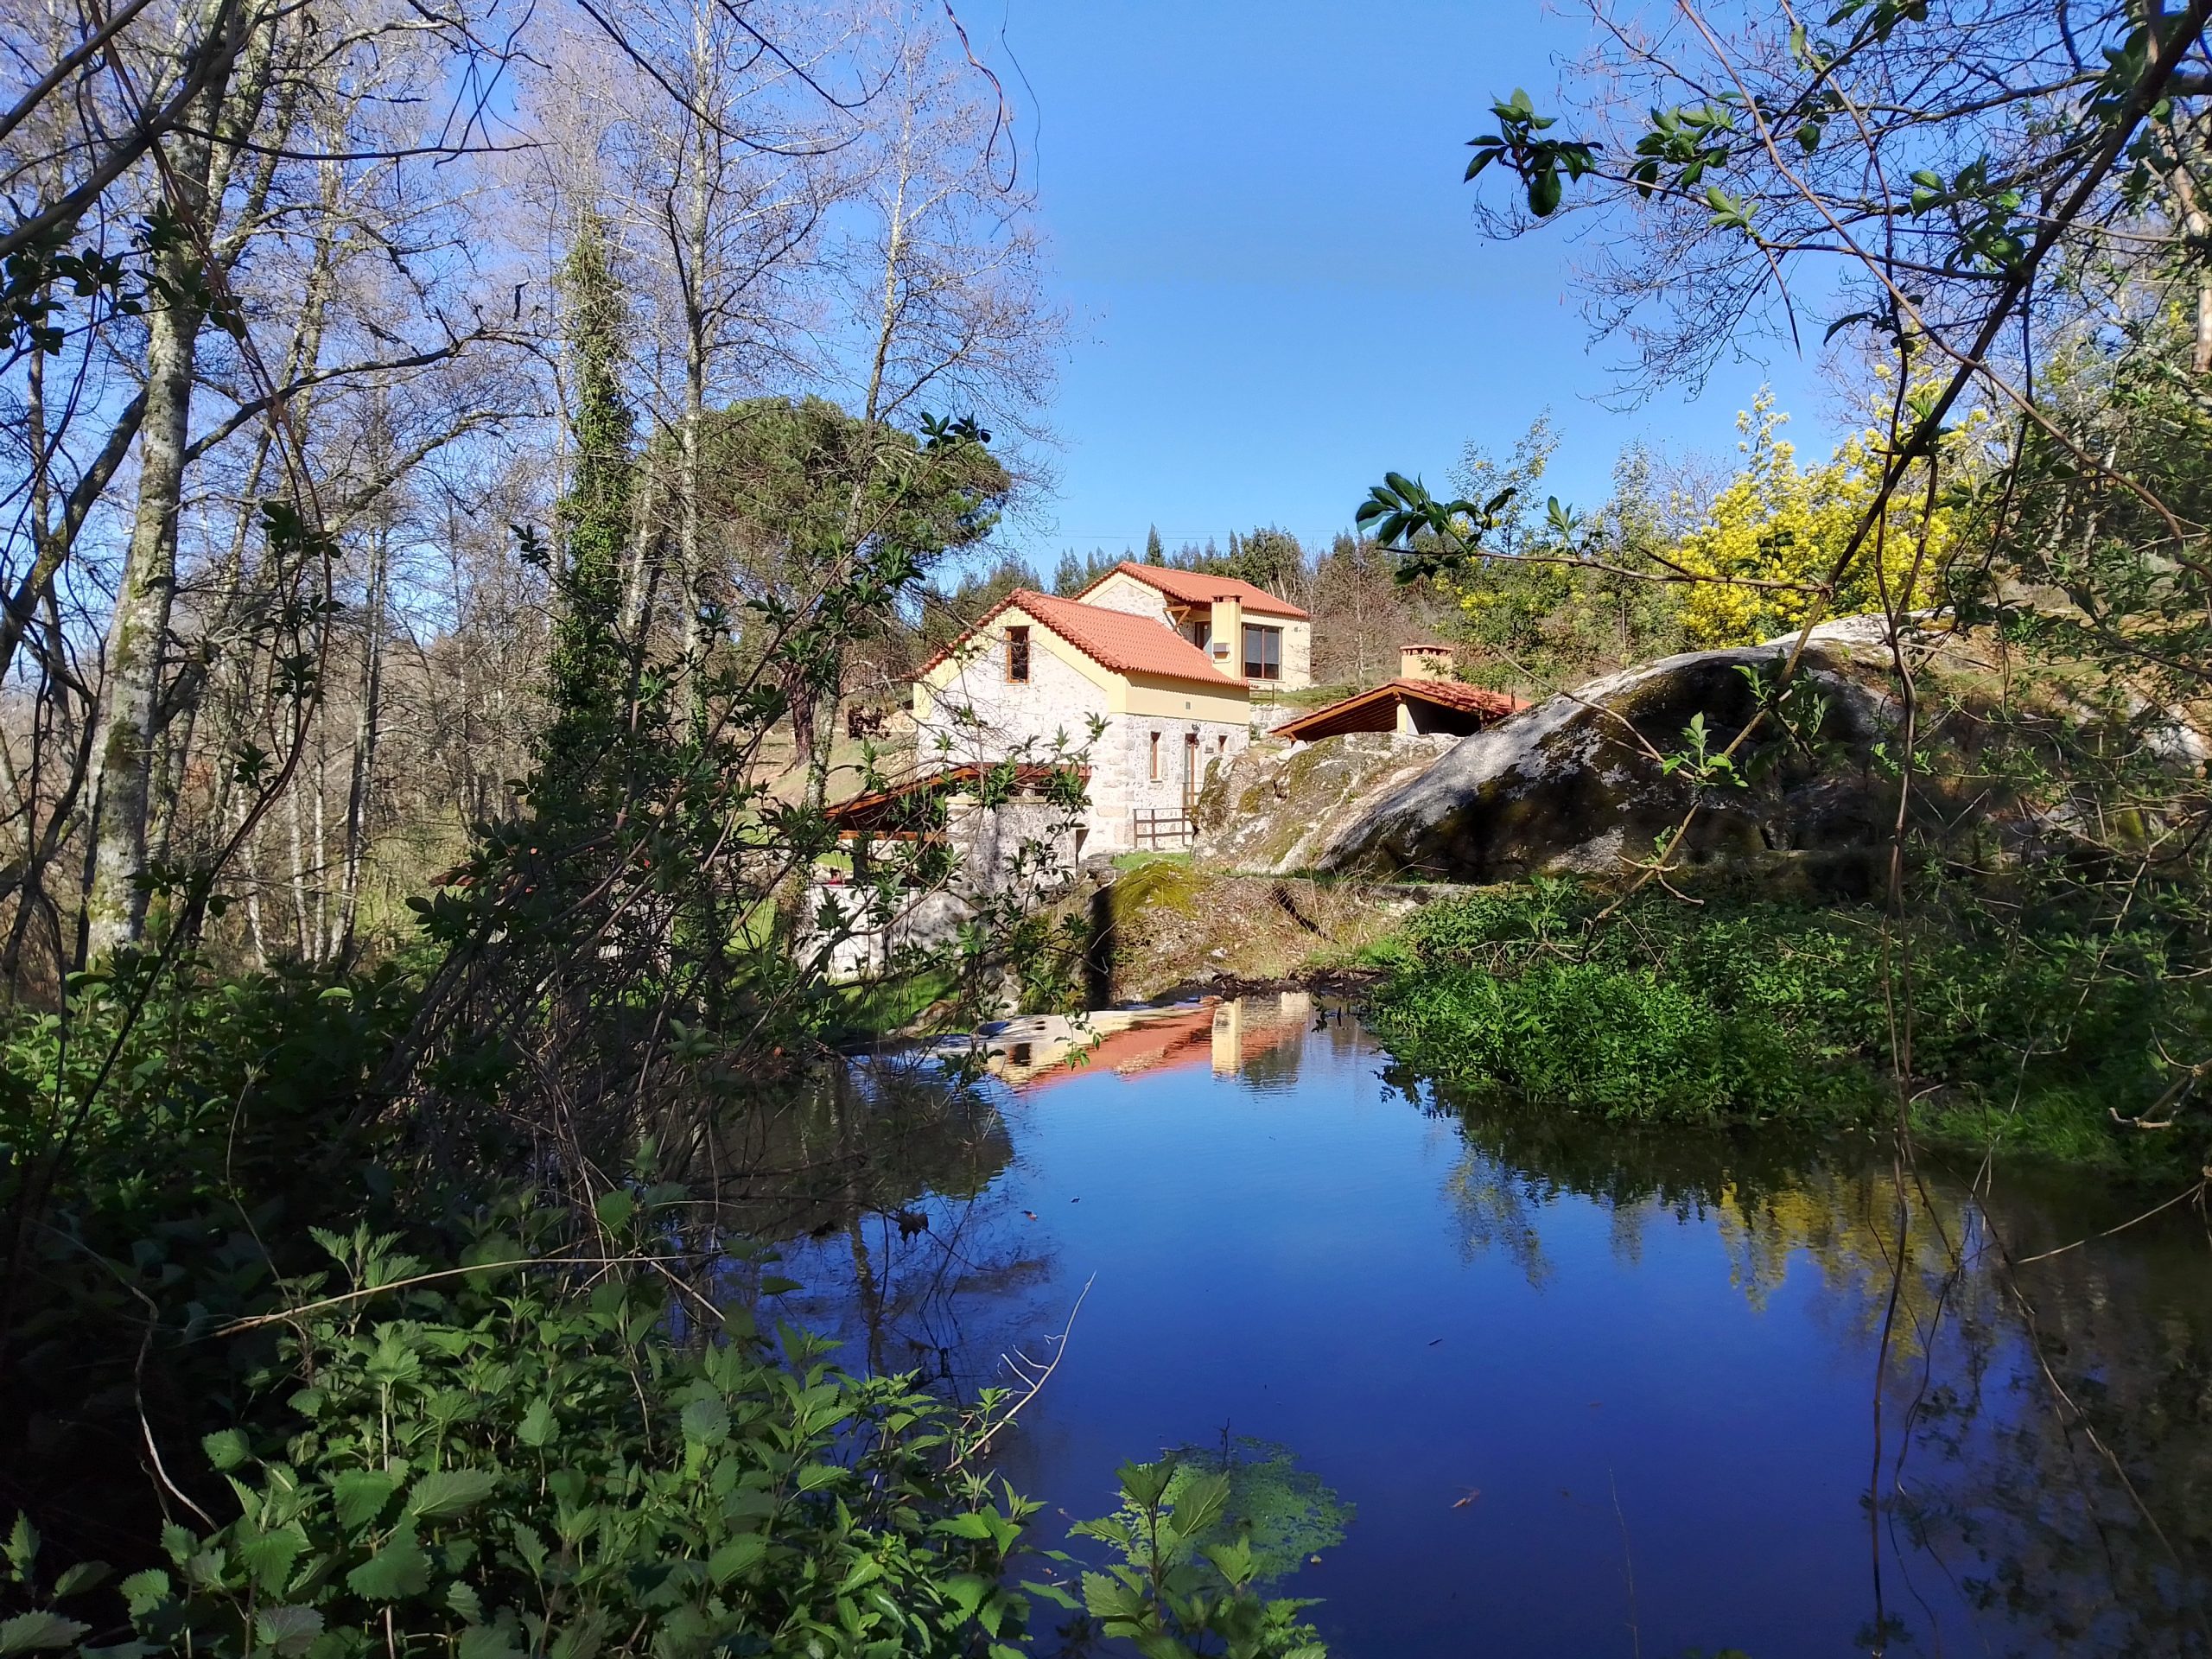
[50,1563,109,1599]
[679,1397,729,1446]
[1118,1459,1174,1510]
[457,1626,524,1659]
[118,1570,170,1618]
[201,1428,250,1471]
[346,1530,432,1601]
[933,1513,996,1541]
[594,1191,635,1231]
[706,1535,766,1585]
[943,1573,992,1620]
[408,1469,499,1519]
[793,1463,844,1492]
[1173,1471,1232,1540]
[3,1516,35,1577]
[517,1400,556,1448]
[546,1612,607,1659]
[0,1613,89,1655]
[238,1527,308,1594]
[254,1607,324,1657]
[331,1471,398,1530]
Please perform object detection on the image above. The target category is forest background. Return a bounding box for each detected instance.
[8,0,2212,1655]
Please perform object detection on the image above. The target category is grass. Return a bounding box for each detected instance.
[1111,850,1193,873]
[818,963,960,1041]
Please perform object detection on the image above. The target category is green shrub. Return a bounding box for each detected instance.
[1376,962,1827,1123]
[7,1198,1346,1659]
[1371,880,2212,1158]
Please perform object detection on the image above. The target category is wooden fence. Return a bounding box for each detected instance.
[1133,809,1195,850]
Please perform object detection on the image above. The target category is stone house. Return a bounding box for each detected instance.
[1070,562,1313,691]
[909,586,1255,856]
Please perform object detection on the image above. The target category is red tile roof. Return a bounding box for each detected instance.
[1274,678,1525,742]
[1078,561,1310,620]
[823,762,1087,835]
[918,588,1241,688]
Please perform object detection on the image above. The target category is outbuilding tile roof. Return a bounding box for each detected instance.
[919,588,1242,689]
[1079,561,1311,620]
[1273,677,1525,742]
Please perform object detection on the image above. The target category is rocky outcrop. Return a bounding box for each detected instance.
[1312,640,1901,888]
[1197,619,2208,889]
[1193,731,1458,872]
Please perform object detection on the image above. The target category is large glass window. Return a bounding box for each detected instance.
[1006,626,1030,683]
[1242,623,1282,681]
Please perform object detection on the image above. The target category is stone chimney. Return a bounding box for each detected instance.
[1209,594,1244,674]
[1400,643,1453,681]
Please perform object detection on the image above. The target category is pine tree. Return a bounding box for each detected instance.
[1053,549,1085,594]
[1144,524,1164,564]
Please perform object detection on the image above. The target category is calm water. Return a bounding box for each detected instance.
[762,996,2212,1657]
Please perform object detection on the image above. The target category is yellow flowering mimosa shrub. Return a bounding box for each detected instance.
[1675,391,1975,648]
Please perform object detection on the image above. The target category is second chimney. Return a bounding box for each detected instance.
[1400,643,1453,681]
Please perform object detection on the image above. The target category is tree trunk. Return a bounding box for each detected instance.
[338,513,391,958]
[83,1,274,959]
[85,239,201,957]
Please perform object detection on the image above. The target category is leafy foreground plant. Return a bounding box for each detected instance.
[1041,1437,1351,1659]
[3,1198,1344,1659]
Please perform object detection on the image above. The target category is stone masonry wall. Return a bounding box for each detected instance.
[918,624,1104,764]
[1098,709,1249,851]
[1077,570,1175,626]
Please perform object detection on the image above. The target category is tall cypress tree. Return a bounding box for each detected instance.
[1144,524,1164,564]
[543,209,635,798]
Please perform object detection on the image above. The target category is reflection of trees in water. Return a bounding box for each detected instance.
[1438,1151,1555,1287]
[1390,1060,2212,1655]
[690,1056,1017,1240]
[684,1057,1060,1401]
[1888,1178,2212,1656]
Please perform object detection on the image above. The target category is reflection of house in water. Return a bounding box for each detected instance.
[972,993,1316,1091]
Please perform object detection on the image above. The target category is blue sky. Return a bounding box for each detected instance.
[987,0,1834,567]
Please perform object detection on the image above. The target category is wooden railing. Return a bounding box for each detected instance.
[1133,808,1195,850]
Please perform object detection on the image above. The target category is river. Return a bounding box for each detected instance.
[757,994,2212,1656]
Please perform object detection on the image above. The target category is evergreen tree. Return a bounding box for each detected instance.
[1052,549,1085,594]
[1144,524,1165,564]
[543,208,635,803]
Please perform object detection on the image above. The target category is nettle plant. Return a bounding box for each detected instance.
[9,1198,1346,1659]
[10,1200,1043,1659]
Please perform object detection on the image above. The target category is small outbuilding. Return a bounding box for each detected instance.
[1274,645,1525,743]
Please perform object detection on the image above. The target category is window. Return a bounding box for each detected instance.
[1242,623,1282,681]
[1148,731,1161,781]
[1006,626,1030,683]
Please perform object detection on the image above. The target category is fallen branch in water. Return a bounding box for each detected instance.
[955,1273,1094,1469]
